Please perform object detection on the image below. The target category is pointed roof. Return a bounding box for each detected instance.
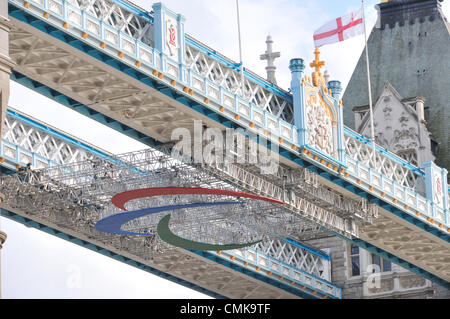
[354,82,425,133]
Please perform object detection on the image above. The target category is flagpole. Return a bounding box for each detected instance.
[362,0,376,153]
[236,0,245,92]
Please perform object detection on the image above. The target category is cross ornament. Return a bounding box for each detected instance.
[310,48,326,87]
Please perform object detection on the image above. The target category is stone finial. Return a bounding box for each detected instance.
[260,35,281,84]
[324,70,330,86]
[415,96,426,123]
[328,80,343,98]
[289,58,305,73]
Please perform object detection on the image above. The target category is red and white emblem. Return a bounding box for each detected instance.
[434,173,443,207]
[168,24,176,46]
[165,18,178,59]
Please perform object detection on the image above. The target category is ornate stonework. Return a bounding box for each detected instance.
[353,82,435,171]
[306,94,334,155]
[0,231,6,249]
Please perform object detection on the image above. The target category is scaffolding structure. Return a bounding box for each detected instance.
[1,140,378,249]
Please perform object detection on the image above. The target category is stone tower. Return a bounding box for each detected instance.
[342,0,450,170]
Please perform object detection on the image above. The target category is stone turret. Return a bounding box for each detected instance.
[342,0,449,171]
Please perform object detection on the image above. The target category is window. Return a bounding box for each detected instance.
[371,254,392,273]
[349,245,360,277]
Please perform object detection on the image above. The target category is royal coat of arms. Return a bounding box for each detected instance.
[306,94,334,156]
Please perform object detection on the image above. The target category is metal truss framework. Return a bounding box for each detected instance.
[117,147,376,238]
[344,129,423,191]
[0,158,341,298]
[7,0,440,198]
[185,41,294,124]
[48,0,154,44]
[5,19,373,238]
[2,110,101,168]
[3,0,449,288]
[254,239,330,279]
[0,108,344,297]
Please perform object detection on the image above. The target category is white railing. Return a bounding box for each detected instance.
[9,0,448,231]
[214,246,341,298]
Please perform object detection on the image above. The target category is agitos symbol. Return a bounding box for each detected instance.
[95,187,285,251]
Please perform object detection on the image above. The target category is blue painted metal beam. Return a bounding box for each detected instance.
[7,2,450,287]
[0,209,227,299]
[10,68,450,288]
[191,250,318,299]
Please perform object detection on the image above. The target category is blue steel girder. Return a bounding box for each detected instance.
[6,1,450,287]
[0,209,227,299]
[1,207,339,299]
[9,70,450,289]
[0,111,341,298]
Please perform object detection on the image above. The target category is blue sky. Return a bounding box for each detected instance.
[1,0,449,299]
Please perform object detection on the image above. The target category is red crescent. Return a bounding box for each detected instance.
[112,187,285,211]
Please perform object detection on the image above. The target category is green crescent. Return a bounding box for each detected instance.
[157,214,262,251]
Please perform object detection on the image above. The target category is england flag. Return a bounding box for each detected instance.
[313,8,365,48]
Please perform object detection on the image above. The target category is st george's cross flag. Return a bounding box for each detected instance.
[313,8,364,48]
